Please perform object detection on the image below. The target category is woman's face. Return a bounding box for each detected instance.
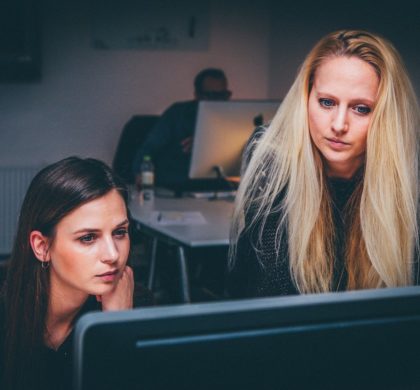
[46,189,130,301]
[308,55,379,178]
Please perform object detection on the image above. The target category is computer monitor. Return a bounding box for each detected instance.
[188,100,279,180]
[74,286,420,390]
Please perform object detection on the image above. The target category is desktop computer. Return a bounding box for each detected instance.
[166,99,279,197]
[74,286,420,390]
[189,100,279,181]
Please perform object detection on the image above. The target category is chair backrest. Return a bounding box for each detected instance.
[112,115,159,184]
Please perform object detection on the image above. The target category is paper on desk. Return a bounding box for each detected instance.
[151,211,207,226]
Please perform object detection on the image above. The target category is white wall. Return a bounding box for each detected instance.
[0,0,271,166]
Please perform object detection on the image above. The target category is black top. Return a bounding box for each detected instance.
[0,284,154,390]
[35,297,99,390]
[226,126,420,299]
[226,175,360,299]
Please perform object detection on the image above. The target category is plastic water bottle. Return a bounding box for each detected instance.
[139,155,155,204]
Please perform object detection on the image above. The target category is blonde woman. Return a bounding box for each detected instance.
[228,30,420,298]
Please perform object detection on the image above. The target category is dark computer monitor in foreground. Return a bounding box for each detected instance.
[188,100,279,180]
[74,287,420,390]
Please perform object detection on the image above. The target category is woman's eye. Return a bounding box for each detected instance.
[79,233,96,243]
[114,228,129,238]
[354,105,371,115]
[319,98,334,108]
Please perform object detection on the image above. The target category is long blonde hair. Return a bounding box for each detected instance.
[230,30,420,293]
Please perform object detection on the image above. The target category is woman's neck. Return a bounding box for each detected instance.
[45,287,89,350]
[325,157,364,180]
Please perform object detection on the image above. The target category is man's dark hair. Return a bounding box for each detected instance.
[194,68,227,94]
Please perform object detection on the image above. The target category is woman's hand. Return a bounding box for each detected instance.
[98,266,134,311]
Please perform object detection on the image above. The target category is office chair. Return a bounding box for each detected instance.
[112,115,159,184]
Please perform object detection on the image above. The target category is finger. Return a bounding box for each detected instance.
[124,265,133,277]
[119,266,134,285]
[125,266,134,286]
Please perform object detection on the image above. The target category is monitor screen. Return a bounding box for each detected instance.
[188,100,279,179]
[74,286,420,390]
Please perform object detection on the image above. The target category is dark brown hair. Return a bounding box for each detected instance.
[1,156,128,389]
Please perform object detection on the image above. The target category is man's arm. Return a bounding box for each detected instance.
[131,104,179,176]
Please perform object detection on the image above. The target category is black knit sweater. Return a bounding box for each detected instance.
[226,175,360,299]
[226,125,420,299]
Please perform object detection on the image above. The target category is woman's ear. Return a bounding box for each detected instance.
[30,230,51,264]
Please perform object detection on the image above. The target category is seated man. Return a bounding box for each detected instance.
[132,68,232,190]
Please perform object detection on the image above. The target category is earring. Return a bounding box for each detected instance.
[41,261,50,269]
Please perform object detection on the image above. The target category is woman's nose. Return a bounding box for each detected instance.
[101,236,119,264]
[331,107,349,134]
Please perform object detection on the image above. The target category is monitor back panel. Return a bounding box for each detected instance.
[189,100,279,179]
[74,287,420,390]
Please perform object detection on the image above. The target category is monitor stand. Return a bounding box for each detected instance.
[160,167,238,198]
[206,165,237,200]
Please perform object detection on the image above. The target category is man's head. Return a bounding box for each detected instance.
[194,68,232,101]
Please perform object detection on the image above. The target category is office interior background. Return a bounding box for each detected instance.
[0,0,419,168]
[0,0,419,301]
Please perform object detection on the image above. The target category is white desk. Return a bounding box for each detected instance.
[129,196,234,302]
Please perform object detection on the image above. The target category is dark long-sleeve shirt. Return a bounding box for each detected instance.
[132,100,198,187]
[226,175,360,298]
[226,127,419,299]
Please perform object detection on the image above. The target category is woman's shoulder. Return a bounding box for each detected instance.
[246,126,267,151]
[241,126,267,174]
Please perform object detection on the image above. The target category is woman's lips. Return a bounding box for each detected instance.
[326,137,350,149]
[96,269,119,282]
